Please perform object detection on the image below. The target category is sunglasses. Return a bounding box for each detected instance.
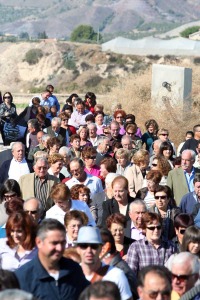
[87,156,96,159]
[147,225,162,231]
[62,119,68,121]
[172,273,195,282]
[179,229,186,235]
[160,133,168,136]
[4,96,11,99]
[25,210,38,215]
[155,195,167,200]
[144,290,171,300]
[152,163,157,167]
[4,193,17,201]
[78,243,99,250]
[127,132,134,135]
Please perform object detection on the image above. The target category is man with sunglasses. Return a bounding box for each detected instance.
[76,226,133,300]
[23,197,44,224]
[170,252,199,299]
[137,265,172,300]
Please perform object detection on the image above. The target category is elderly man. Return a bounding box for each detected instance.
[137,265,172,300]
[95,137,111,166]
[110,121,122,145]
[0,142,32,184]
[169,252,199,299]
[66,158,103,196]
[69,98,92,129]
[167,150,200,205]
[19,157,59,211]
[88,123,100,148]
[76,226,133,300]
[180,174,200,214]
[23,197,44,224]
[15,219,89,299]
[121,135,133,150]
[125,200,147,240]
[44,117,66,146]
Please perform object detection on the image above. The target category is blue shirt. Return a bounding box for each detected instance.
[184,168,195,192]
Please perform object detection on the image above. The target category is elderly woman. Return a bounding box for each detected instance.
[151,155,172,185]
[46,136,61,155]
[115,148,131,176]
[106,213,134,258]
[77,125,92,150]
[101,176,133,228]
[149,185,180,240]
[69,134,81,159]
[48,153,65,181]
[113,109,126,135]
[126,212,175,276]
[136,170,162,208]
[64,210,88,248]
[0,211,37,271]
[46,183,95,226]
[141,119,159,153]
[95,112,105,135]
[82,146,100,177]
[125,149,149,197]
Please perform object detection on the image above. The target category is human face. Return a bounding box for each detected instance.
[42,91,51,100]
[159,132,169,142]
[34,160,48,179]
[146,220,162,243]
[171,262,198,296]
[188,242,200,254]
[116,156,128,168]
[151,159,158,170]
[100,164,109,179]
[126,130,135,140]
[66,218,82,241]
[3,192,17,202]
[50,143,60,154]
[70,161,84,181]
[110,125,119,137]
[3,93,12,105]
[196,144,200,156]
[186,134,193,140]
[12,143,24,162]
[36,230,66,264]
[61,117,69,126]
[122,138,132,150]
[11,227,25,245]
[77,243,101,265]
[129,204,146,227]
[175,227,186,244]
[115,114,124,125]
[194,182,200,198]
[89,126,97,138]
[52,122,60,133]
[153,142,160,155]
[95,114,104,125]
[112,182,128,204]
[79,191,89,203]
[24,199,40,223]
[148,125,154,134]
[138,157,149,171]
[76,104,84,114]
[181,151,194,173]
[37,132,44,143]
[99,139,110,154]
[155,192,169,211]
[54,198,70,212]
[51,160,63,173]
[80,128,88,140]
[138,272,171,300]
[163,149,172,159]
[28,124,35,134]
[72,138,80,150]
[147,180,157,192]
[110,222,124,244]
[84,154,96,168]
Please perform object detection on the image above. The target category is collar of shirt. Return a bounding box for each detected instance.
[184,167,195,176]
[13,157,26,164]
[35,174,48,181]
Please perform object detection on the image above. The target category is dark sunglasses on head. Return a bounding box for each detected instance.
[147,225,162,231]
[172,273,195,282]
[78,243,99,250]
[155,195,167,200]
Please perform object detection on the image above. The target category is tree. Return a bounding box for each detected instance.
[180,26,200,38]
[24,49,43,65]
[38,31,48,39]
[19,32,30,40]
[70,25,101,43]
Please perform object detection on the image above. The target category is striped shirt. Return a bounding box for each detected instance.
[34,175,49,211]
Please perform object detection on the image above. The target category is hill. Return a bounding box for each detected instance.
[0,0,200,39]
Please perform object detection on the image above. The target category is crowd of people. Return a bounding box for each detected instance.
[0,86,199,300]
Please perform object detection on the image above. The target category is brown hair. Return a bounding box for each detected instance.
[64,210,88,227]
[58,111,70,120]
[153,156,172,176]
[48,153,64,166]
[50,183,70,201]
[146,170,162,185]
[106,213,127,229]
[100,157,117,173]
[132,149,149,166]
[113,109,126,119]
[82,146,97,160]
[143,212,162,229]
[6,211,36,250]
[5,197,24,215]
[70,184,90,200]
[70,134,80,143]
[46,137,61,150]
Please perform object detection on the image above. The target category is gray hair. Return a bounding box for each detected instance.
[182,149,196,161]
[59,147,75,160]
[51,117,61,125]
[171,252,200,274]
[27,119,40,130]
[41,134,50,142]
[11,142,24,152]
[97,136,110,146]
[129,199,147,212]
[0,289,34,300]
[87,123,97,130]
[24,197,44,217]
[33,157,48,166]
[121,135,132,144]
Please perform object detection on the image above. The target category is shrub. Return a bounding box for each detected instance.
[24,49,43,65]
[194,57,200,65]
[180,26,200,38]
[70,25,101,43]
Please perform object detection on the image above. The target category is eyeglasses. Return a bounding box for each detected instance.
[116,116,123,119]
[37,166,48,170]
[87,156,96,159]
[62,119,68,121]
[25,210,38,215]
[127,132,135,135]
[172,273,196,282]
[3,96,11,99]
[152,163,157,167]
[4,193,17,201]
[179,229,186,235]
[160,133,168,136]
[146,225,162,231]
[155,195,167,200]
[143,290,171,300]
[78,243,99,250]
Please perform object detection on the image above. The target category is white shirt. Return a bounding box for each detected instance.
[8,158,30,182]
[45,200,96,226]
[66,173,103,196]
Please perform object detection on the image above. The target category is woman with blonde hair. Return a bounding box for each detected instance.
[125,149,149,197]
[77,125,92,150]
[48,153,65,181]
[115,148,131,176]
